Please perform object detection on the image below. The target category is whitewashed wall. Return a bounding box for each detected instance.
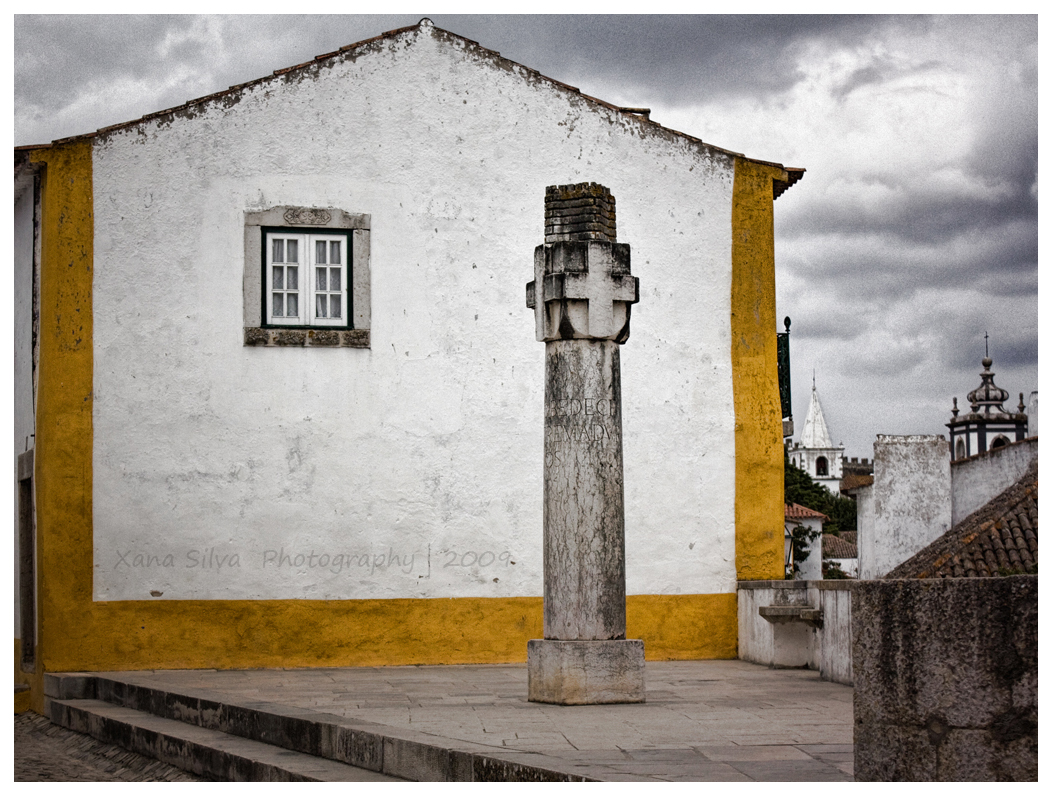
[91,23,740,601]
[857,435,951,580]
[14,174,36,632]
[738,580,854,686]
[950,437,1037,526]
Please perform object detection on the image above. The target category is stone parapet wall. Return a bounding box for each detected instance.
[853,576,1037,781]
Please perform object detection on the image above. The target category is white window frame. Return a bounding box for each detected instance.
[264,230,351,328]
[243,207,371,348]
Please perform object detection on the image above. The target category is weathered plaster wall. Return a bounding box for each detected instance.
[90,24,743,604]
[857,435,951,580]
[795,517,823,581]
[737,580,853,686]
[13,173,36,635]
[950,438,1037,526]
[854,577,1037,781]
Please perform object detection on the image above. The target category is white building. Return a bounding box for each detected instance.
[784,503,826,580]
[14,19,802,712]
[788,381,844,493]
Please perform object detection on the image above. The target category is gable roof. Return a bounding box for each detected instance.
[886,460,1037,579]
[15,19,803,198]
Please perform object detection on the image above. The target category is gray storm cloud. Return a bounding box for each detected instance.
[14,14,1037,457]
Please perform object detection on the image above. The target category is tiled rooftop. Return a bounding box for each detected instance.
[839,473,874,493]
[785,503,828,520]
[886,460,1037,579]
[822,534,858,560]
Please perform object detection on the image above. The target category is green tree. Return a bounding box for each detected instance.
[784,451,856,535]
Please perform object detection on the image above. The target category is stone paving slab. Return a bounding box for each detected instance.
[66,659,853,781]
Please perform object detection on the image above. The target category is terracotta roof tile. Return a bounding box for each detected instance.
[886,460,1037,579]
[822,534,858,559]
[840,473,874,492]
[785,503,828,520]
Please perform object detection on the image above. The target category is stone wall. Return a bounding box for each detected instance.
[737,580,854,685]
[853,576,1037,781]
[950,437,1037,526]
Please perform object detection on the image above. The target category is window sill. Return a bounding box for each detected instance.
[244,328,370,348]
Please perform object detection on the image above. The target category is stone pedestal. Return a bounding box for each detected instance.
[527,639,645,705]
[525,183,644,705]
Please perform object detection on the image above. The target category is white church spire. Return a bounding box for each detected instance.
[801,379,834,449]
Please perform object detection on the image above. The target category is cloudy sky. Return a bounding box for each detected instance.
[14,15,1038,458]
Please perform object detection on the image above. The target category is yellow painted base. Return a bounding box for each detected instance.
[628,593,737,660]
[40,593,735,676]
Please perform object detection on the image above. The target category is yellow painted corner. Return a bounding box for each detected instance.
[29,141,95,712]
[731,158,786,581]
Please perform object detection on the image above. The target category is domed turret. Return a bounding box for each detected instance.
[948,342,1028,461]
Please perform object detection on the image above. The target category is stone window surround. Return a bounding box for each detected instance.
[243,206,371,348]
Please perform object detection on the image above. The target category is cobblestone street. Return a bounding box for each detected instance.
[14,711,209,782]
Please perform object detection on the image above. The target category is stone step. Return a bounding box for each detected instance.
[44,672,595,782]
[48,698,400,782]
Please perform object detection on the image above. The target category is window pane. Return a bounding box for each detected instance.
[316,240,327,264]
[272,239,284,263]
[316,294,328,318]
[273,292,284,317]
[330,268,341,291]
[272,266,284,290]
[287,239,299,263]
[287,266,298,290]
[287,293,298,317]
[331,294,342,318]
[330,241,341,264]
[316,267,327,291]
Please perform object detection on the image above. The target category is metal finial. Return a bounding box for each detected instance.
[985,331,989,358]
[812,369,816,391]
[784,316,791,333]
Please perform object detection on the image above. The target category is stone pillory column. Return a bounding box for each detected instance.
[525,183,645,705]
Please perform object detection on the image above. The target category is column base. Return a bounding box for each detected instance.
[527,639,645,705]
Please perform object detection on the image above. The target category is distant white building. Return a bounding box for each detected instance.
[787,381,844,493]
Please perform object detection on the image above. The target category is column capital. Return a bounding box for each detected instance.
[526,240,639,342]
